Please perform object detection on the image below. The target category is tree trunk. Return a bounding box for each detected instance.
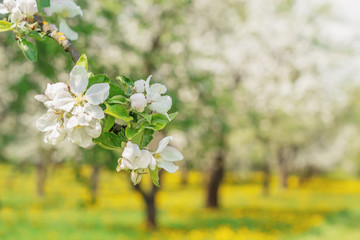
[262,162,271,196]
[278,148,288,189]
[206,150,225,208]
[90,165,100,204]
[36,162,46,197]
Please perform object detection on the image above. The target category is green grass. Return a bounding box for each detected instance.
[0,165,360,240]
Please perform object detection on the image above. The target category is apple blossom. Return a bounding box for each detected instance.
[144,75,172,119]
[17,0,37,17]
[116,141,154,171]
[134,79,146,93]
[130,93,147,112]
[0,0,16,14]
[0,0,37,21]
[152,136,183,173]
[44,0,83,41]
[36,109,66,145]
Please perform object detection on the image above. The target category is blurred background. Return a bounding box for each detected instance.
[1,0,360,239]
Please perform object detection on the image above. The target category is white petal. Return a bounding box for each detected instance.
[53,91,74,112]
[158,161,179,173]
[131,171,142,185]
[34,94,48,103]
[66,116,79,129]
[160,146,183,162]
[122,141,141,161]
[85,104,104,119]
[134,80,146,93]
[145,75,152,95]
[85,120,102,138]
[138,150,152,169]
[17,0,37,16]
[149,155,157,170]
[155,136,173,153]
[149,95,172,114]
[0,4,9,14]
[59,19,79,41]
[36,112,58,132]
[85,83,110,105]
[45,82,68,99]
[69,65,88,95]
[130,93,147,112]
[10,7,23,23]
[44,129,65,145]
[149,83,167,95]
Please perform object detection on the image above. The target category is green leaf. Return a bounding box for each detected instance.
[141,129,154,148]
[125,126,144,140]
[88,74,110,88]
[117,75,134,87]
[108,95,127,104]
[38,0,50,8]
[138,112,152,123]
[149,168,160,187]
[93,132,124,150]
[145,113,169,131]
[104,104,133,123]
[169,112,178,121]
[0,20,11,32]
[29,31,46,41]
[76,54,88,70]
[103,115,115,132]
[17,39,37,62]
[109,83,126,98]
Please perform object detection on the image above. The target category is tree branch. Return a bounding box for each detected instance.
[33,14,80,63]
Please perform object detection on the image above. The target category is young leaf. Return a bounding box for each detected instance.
[117,75,134,87]
[0,20,12,32]
[125,126,144,140]
[169,112,178,121]
[76,54,88,70]
[104,104,133,122]
[17,39,37,62]
[141,129,154,148]
[138,112,152,123]
[149,168,160,187]
[109,83,126,98]
[145,114,169,131]
[88,74,110,88]
[93,132,124,150]
[103,115,115,132]
[29,31,46,41]
[108,95,127,104]
[38,0,50,8]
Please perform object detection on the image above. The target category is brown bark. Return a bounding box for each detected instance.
[206,150,225,208]
[262,162,271,196]
[35,162,47,197]
[278,148,288,189]
[134,172,161,229]
[90,165,100,204]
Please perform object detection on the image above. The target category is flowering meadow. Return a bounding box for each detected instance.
[0,165,359,240]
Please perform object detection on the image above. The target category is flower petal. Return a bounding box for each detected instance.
[53,91,75,112]
[149,95,172,114]
[34,94,48,103]
[158,161,179,173]
[149,83,167,95]
[0,4,9,14]
[36,112,58,132]
[138,150,152,169]
[69,65,88,95]
[155,136,173,153]
[85,83,110,105]
[59,19,79,41]
[85,104,105,119]
[122,141,141,161]
[160,146,183,162]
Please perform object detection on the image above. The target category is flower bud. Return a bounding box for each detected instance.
[130,93,147,112]
[131,171,142,185]
[134,80,146,93]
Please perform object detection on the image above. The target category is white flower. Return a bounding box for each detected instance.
[44,0,82,40]
[36,109,66,145]
[53,65,110,119]
[44,0,82,18]
[117,141,154,171]
[66,115,102,148]
[10,7,23,23]
[130,93,147,112]
[0,0,16,14]
[153,136,183,173]
[144,75,172,119]
[17,0,37,17]
[34,82,68,109]
[134,79,146,93]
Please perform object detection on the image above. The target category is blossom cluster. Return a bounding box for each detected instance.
[35,65,110,148]
[0,0,37,26]
[131,75,172,119]
[117,137,183,185]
